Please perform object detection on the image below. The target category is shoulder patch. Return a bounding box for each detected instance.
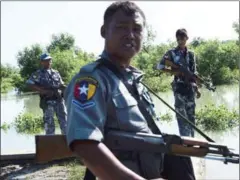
[73,76,99,103]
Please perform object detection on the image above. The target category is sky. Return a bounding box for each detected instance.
[1,1,239,67]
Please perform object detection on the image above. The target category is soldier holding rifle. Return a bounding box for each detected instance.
[65,2,195,180]
[157,29,201,137]
[26,53,67,135]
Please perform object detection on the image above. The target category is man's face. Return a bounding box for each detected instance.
[40,59,52,69]
[177,36,188,47]
[103,10,144,60]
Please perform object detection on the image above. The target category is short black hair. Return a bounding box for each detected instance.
[103,1,146,26]
[176,28,188,38]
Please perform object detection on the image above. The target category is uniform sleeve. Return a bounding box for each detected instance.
[26,71,40,85]
[65,71,108,148]
[156,50,172,70]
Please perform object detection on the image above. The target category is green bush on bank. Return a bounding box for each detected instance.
[13,112,59,134]
[158,104,239,132]
[4,102,238,135]
[1,78,14,93]
[0,122,11,131]
[195,104,239,132]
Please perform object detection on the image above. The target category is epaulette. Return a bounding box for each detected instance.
[79,58,102,73]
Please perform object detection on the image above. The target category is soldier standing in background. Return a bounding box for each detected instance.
[157,28,201,137]
[26,53,67,135]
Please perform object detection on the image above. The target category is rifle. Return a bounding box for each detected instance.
[41,84,66,101]
[38,85,66,109]
[164,59,216,92]
[35,131,239,164]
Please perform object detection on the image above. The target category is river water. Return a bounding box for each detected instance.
[1,84,239,179]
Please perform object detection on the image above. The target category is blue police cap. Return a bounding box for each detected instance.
[40,53,52,61]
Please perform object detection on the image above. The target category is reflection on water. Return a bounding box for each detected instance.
[1,85,239,179]
[153,84,239,180]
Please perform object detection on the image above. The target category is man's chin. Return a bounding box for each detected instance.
[121,50,137,59]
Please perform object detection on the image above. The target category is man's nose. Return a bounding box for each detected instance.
[125,29,135,40]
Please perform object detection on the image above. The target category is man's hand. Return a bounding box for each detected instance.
[191,83,201,99]
[196,90,201,99]
[41,89,54,97]
[161,69,184,77]
[174,70,184,77]
[72,141,146,180]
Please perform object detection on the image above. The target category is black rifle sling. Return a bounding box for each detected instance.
[98,58,162,135]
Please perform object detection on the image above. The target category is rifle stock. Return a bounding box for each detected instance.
[35,131,239,164]
[35,135,75,163]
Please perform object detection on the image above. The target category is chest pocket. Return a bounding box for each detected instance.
[171,51,190,66]
[141,90,157,119]
[39,73,50,86]
[112,93,149,132]
[171,51,180,64]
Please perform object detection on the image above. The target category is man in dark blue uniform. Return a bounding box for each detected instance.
[26,53,67,135]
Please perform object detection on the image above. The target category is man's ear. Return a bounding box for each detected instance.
[101,25,105,38]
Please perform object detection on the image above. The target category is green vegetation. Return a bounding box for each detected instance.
[16,33,95,92]
[3,102,238,134]
[159,111,173,123]
[196,104,239,132]
[12,112,59,134]
[158,103,239,132]
[0,122,11,131]
[1,20,239,94]
[65,159,86,180]
[1,63,22,93]
[15,34,239,93]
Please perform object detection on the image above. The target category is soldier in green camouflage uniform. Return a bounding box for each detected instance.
[26,53,67,135]
[157,29,201,137]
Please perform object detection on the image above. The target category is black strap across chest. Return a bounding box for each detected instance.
[98,58,162,135]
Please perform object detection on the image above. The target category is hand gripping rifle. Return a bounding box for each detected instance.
[164,59,216,92]
[42,84,66,101]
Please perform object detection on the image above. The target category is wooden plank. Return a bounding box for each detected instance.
[35,135,75,163]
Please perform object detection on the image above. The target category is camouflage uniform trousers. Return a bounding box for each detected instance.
[174,92,196,137]
[43,100,67,135]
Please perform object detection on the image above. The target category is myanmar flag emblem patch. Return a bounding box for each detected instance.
[74,76,99,103]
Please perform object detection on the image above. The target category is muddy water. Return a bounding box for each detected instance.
[1,84,239,179]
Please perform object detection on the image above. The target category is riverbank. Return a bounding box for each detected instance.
[0,157,207,180]
[1,158,81,180]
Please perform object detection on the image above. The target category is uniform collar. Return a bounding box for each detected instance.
[175,46,188,52]
[99,50,144,82]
